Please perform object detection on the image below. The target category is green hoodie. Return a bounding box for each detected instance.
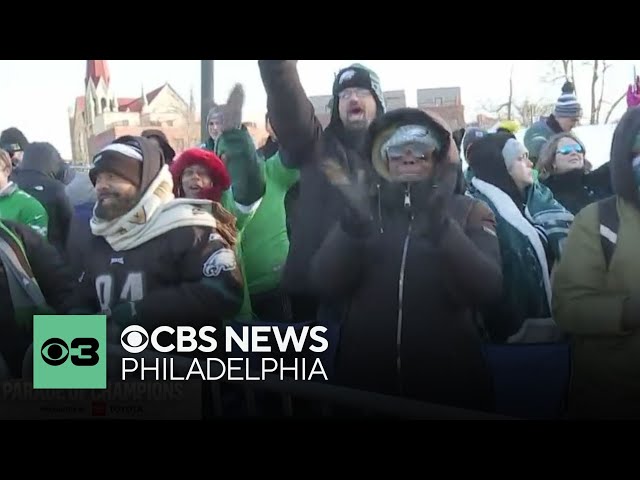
[0,182,48,237]
[210,128,265,322]
[213,129,299,318]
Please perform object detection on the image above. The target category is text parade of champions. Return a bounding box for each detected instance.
[119,325,329,381]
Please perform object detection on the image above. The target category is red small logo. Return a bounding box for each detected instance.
[92,401,107,416]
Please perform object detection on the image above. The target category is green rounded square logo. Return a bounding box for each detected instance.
[33,315,107,389]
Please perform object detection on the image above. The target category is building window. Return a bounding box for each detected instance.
[101,98,107,111]
[434,97,443,106]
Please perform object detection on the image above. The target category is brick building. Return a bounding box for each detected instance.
[69,60,200,164]
[416,87,465,131]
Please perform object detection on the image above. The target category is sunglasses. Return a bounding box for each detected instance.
[386,142,435,161]
[557,144,583,155]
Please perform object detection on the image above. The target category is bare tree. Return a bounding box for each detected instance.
[595,61,612,124]
[581,60,613,124]
[507,64,514,120]
[589,60,599,124]
[165,87,201,150]
[545,60,577,95]
[479,66,515,121]
[514,99,555,127]
[604,91,627,123]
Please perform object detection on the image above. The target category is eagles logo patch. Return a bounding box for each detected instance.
[203,248,237,277]
[339,69,356,84]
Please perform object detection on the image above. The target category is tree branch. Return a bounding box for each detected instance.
[596,60,609,124]
[590,60,599,124]
[604,91,627,124]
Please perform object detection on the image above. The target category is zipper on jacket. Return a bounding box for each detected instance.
[396,184,413,395]
[377,183,384,233]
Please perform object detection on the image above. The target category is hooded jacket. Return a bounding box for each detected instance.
[466,133,570,343]
[71,136,244,333]
[258,60,385,297]
[141,129,176,165]
[307,108,502,411]
[0,182,48,236]
[552,107,640,418]
[0,219,75,377]
[523,115,564,164]
[65,172,97,278]
[11,142,73,252]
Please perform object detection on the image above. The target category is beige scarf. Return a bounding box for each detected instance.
[90,166,218,251]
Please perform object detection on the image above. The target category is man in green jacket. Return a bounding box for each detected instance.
[204,87,300,322]
[524,81,582,165]
[0,149,48,236]
[552,106,640,419]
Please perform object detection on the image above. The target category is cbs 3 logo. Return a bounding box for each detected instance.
[40,337,100,367]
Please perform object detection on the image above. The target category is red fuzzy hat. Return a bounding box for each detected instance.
[170,147,231,202]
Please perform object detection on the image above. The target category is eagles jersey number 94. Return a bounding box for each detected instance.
[71,225,244,330]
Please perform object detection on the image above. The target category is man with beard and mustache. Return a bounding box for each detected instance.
[258,61,385,323]
[70,135,244,339]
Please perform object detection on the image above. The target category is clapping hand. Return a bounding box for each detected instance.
[412,162,459,243]
[321,158,373,237]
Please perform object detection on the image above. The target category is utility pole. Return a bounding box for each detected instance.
[200,60,214,143]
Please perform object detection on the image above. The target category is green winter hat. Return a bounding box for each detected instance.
[329,63,386,124]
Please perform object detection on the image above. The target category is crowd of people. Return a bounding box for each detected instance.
[2,60,640,419]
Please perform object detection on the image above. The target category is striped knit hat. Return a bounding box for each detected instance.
[554,81,582,119]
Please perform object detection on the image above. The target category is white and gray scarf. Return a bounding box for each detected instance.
[90,166,218,251]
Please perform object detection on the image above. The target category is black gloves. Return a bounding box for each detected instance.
[322,159,373,238]
[412,163,459,244]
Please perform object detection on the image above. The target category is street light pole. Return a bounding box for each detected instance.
[201,60,214,143]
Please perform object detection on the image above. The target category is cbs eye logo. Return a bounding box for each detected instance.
[120,325,149,354]
[40,337,100,367]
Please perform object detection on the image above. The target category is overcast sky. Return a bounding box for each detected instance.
[0,60,637,159]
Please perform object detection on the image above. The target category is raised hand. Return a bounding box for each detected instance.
[221,83,244,132]
[627,76,640,109]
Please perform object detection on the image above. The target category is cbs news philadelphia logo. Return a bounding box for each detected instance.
[33,315,106,389]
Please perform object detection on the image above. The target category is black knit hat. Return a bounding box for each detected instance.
[90,142,143,188]
[329,64,386,124]
[0,127,28,154]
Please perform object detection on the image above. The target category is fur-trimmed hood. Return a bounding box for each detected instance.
[610,107,640,208]
[366,107,459,190]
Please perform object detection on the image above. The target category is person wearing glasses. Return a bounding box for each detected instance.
[258,61,386,329]
[524,81,583,165]
[537,132,613,215]
[465,132,572,348]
